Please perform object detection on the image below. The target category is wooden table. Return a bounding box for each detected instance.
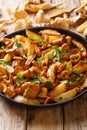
[0,0,87,130]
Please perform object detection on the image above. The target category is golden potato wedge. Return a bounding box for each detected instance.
[54,87,77,102]
[49,83,67,97]
[73,62,87,73]
[72,39,86,52]
[39,29,60,35]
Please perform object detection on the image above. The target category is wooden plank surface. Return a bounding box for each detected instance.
[0,0,87,130]
[0,97,27,130]
[64,94,87,130]
[27,106,63,130]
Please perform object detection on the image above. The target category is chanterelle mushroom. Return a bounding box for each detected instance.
[24,2,61,12]
[50,17,73,30]
[24,0,41,4]
[36,10,50,24]
[14,19,32,31]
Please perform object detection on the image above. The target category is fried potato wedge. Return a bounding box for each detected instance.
[73,62,87,73]
[39,29,60,35]
[49,83,67,97]
[26,29,43,43]
[72,39,86,52]
[24,2,61,12]
[54,87,77,102]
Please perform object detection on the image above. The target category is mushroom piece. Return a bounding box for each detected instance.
[36,10,50,24]
[14,19,32,31]
[50,17,73,30]
[13,10,28,21]
[24,0,41,4]
[24,2,61,12]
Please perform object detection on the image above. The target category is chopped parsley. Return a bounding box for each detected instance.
[54,48,62,61]
[74,71,83,78]
[16,72,25,86]
[29,79,41,84]
[30,37,43,45]
[5,68,9,76]
[46,80,51,89]
[66,62,70,69]
[0,42,5,50]
[29,74,42,84]
[62,50,68,54]
[1,45,5,50]
[13,40,22,49]
[5,60,12,65]
[0,60,4,64]
[67,77,78,84]
[24,88,29,95]
[59,96,63,100]
[37,58,42,66]
[48,55,54,62]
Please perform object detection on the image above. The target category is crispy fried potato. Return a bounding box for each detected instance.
[73,62,87,73]
[82,77,87,88]
[26,29,43,42]
[54,87,77,102]
[39,29,60,35]
[72,39,86,52]
[49,83,67,97]
[47,62,60,83]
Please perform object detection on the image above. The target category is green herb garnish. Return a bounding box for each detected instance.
[37,58,42,66]
[1,45,5,50]
[54,48,61,61]
[59,96,63,100]
[74,71,83,77]
[46,80,51,89]
[48,55,54,62]
[5,60,12,65]
[66,62,70,69]
[30,37,43,45]
[62,50,68,54]
[81,59,87,63]
[24,88,29,95]
[29,79,41,84]
[16,72,25,86]
[67,77,78,84]
[0,60,4,64]
[5,68,9,76]
[13,40,22,49]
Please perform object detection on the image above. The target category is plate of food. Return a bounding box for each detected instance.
[0,27,87,107]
